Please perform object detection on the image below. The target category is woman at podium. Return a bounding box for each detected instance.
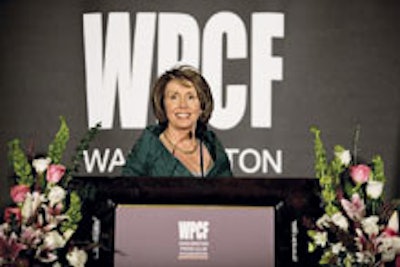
[122,65,232,178]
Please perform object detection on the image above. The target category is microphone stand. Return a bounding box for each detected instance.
[195,122,205,179]
[200,135,204,178]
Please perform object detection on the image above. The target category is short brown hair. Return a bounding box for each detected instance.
[151,65,214,125]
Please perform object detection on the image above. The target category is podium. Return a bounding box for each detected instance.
[71,177,320,267]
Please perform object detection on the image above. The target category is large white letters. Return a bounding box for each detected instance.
[251,13,284,128]
[157,13,200,75]
[83,11,284,130]
[83,12,156,129]
[203,12,247,130]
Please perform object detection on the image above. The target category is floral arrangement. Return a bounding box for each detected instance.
[0,117,99,267]
[307,127,400,267]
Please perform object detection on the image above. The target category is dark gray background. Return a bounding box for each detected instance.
[1,0,400,209]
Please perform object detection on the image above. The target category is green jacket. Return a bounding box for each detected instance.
[122,125,232,177]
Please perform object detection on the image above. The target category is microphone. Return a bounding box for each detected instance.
[200,139,204,178]
[195,123,205,179]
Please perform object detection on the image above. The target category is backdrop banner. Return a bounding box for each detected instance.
[1,0,400,207]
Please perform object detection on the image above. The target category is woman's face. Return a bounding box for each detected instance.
[163,79,201,132]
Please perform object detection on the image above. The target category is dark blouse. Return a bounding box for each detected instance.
[122,125,232,177]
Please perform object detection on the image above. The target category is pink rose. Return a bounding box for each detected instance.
[350,164,371,184]
[46,164,66,183]
[10,184,30,203]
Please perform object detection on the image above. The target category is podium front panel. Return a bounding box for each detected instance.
[114,204,275,267]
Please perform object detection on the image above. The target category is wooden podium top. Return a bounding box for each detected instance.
[71,176,320,213]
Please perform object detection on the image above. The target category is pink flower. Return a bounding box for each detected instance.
[20,226,41,246]
[340,193,365,221]
[4,207,22,224]
[46,164,66,183]
[48,203,64,216]
[350,164,371,184]
[0,232,27,261]
[10,184,30,203]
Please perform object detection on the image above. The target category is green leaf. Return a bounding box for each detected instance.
[7,139,33,186]
[310,126,328,179]
[308,242,317,252]
[333,145,345,154]
[330,155,345,186]
[320,175,333,186]
[311,127,340,214]
[319,250,333,265]
[48,116,70,164]
[60,191,82,233]
[372,155,385,182]
[325,204,338,216]
[322,188,336,202]
[343,255,353,267]
[307,230,316,238]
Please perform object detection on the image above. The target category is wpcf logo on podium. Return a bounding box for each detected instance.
[177,220,210,260]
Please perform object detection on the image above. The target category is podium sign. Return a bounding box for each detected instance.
[71,177,320,266]
[114,205,275,267]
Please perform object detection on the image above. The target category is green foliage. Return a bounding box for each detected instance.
[7,139,33,186]
[68,122,101,174]
[310,127,327,179]
[372,155,385,182]
[60,191,82,233]
[311,127,341,216]
[331,145,346,184]
[319,250,334,265]
[48,116,70,164]
[62,122,101,186]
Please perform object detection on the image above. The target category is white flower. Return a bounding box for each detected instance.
[36,249,58,263]
[43,231,66,250]
[21,192,45,222]
[366,181,384,199]
[356,251,374,264]
[378,236,400,262]
[32,157,51,173]
[354,228,366,250]
[387,211,399,233]
[331,242,345,255]
[332,212,349,231]
[66,247,88,267]
[53,262,62,267]
[314,231,328,247]
[316,214,331,228]
[0,222,10,236]
[48,186,66,206]
[21,195,34,221]
[335,150,351,166]
[361,216,380,236]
